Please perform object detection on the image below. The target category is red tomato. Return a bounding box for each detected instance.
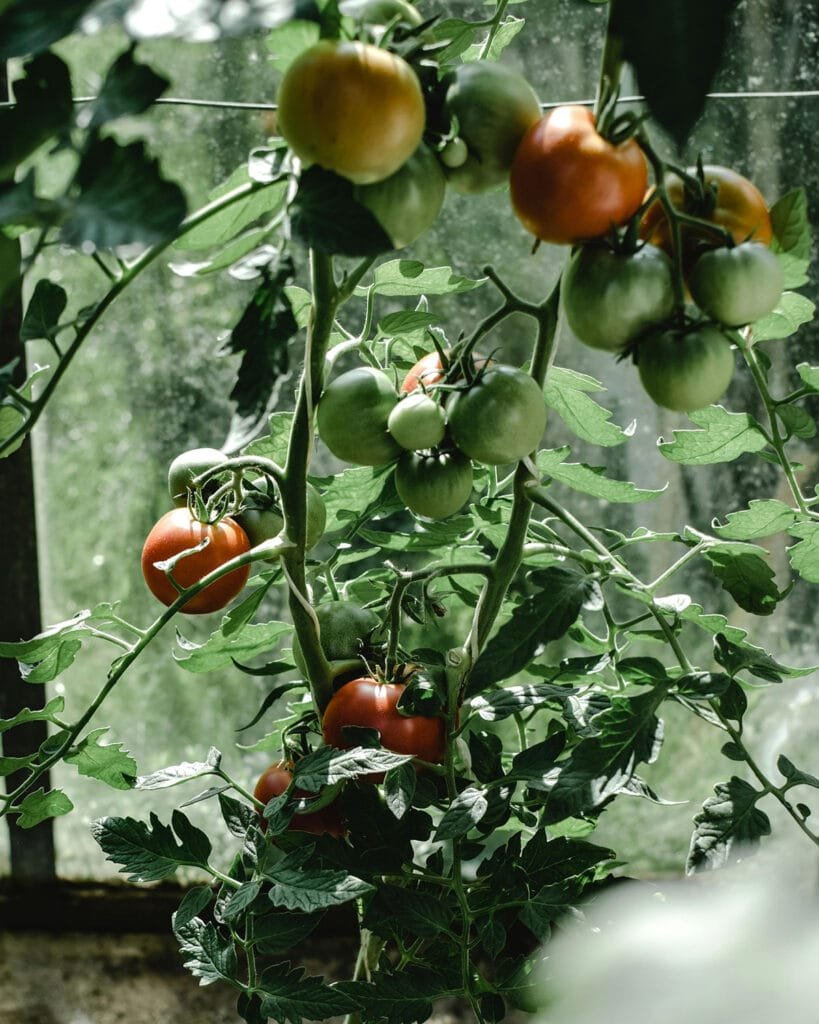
[400,351,488,395]
[141,507,250,614]
[253,762,345,837]
[322,677,446,780]
[510,105,648,244]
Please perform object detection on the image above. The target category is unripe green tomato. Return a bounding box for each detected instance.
[563,244,675,352]
[439,138,469,169]
[167,447,229,506]
[355,145,446,249]
[442,62,541,194]
[688,242,785,327]
[292,600,380,677]
[447,366,547,464]
[317,367,401,466]
[238,481,326,559]
[394,449,473,519]
[637,325,735,412]
[387,392,447,451]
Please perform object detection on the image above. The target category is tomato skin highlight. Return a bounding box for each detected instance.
[141,507,251,614]
[254,762,345,837]
[322,677,446,779]
[394,449,473,519]
[277,40,425,185]
[637,325,735,413]
[510,105,648,244]
[688,242,784,328]
[317,366,401,466]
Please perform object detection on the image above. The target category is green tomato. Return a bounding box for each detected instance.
[442,62,541,194]
[447,366,547,464]
[238,480,326,558]
[292,600,380,677]
[637,325,735,412]
[689,241,784,327]
[394,449,473,519]
[387,392,447,451]
[167,447,228,506]
[317,366,401,466]
[355,145,446,250]
[439,138,469,169]
[563,243,675,352]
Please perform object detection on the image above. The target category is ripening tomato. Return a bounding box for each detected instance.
[254,762,345,837]
[276,40,425,184]
[322,677,446,779]
[636,324,735,413]
[317,366,401,466]
[510,105,648,244]
[141,507,251,614]
[688,242,784,328]
[400,350,489,395]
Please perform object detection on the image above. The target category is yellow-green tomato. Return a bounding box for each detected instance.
[387,392,447,451]
[317,366,401,466]
[395,450,473,519]
[167,447,228,506]
[689,242,785,328]
[355,146,446,249]
[442,62,541,193]
[637,325,735,412]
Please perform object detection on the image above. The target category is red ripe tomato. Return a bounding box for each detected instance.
[141,507,250,614]
[322,677,446,780]
[254,762,345,837]
[510,105,648,244]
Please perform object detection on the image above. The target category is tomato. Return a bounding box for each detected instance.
[394,449,473,519]
[322,677,446,778]
[317,366,401,466]
[141,507,251,614]
[276,40,425,185]
[355,145,446,249]
[562,243,675,352]
[447,366,547,464]
[400,350,488,395]
[292,600,380,683]
[510,105,648,244]
[167,447,228,507]
[636,324,735,412]
[442,62,541,194]
[439,137,469,169]
[254,762,345,837]
[387,392,446,451]
[238,479,326,557]
[639,165,773,260]
[688,242,784,328]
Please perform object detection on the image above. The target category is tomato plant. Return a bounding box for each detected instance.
[447,365,547,464]
[636,324,736,412]
[276,40,425,184]
[510,105,648,243]
[394,448,473,519]
[355,145,446,249]
[254,762,345,837]
[141,507,251,614]
[167,446,228,506]
[688,242,785,327]
[317,366,401,465]
[562,243,676,351]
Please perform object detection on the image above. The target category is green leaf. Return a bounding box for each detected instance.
[266,19,321,73]
[469,683,572,722]
[797,363,819,392]
[770,188,812,288]
[702,542,783,616]
[0,52,73,179]
[252,911,324,955]
[537,447,665,503]
[174,169,287,252]
[0,0,94,60]
[136,748,221,790]
[713,499,798,540]
[713,633,815,683]
[435,786,489,840]
[265,849,374,912]
[462,15,525,61]
[0,753,36,776]
[292,745,415,791]
[0,171,59,230]
[428,18,480,66]
[64,728,137,790]
[85,47,168,130]
[518,881,578,942]
[384,761,416,820]
[787,521,819,583]
[610,0,738,146]
[468,568,596,694]
[290,165,391,256]
[174,886,214,930]
[543,366,629,447]
[243,411,294,468]
[750,290,815,342]
[174,620,293,672]
[16,787,73,828]
[777,403,816,440]
[338,966,460,1024]
[687,777,771,873]
[321,465,395,534]
[91,811,212,882]
[258,963,359,1023]
[20,279,67,343]
[360,259,484,297]
[364,884,453,940]
[0,604,120,679]
[777,754,819,792]
[61,137,187,249]
[173,917,237,986]
[222,879,262,920]
[658,406,768,464]
[0,694,65,734]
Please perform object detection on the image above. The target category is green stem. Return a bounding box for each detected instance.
[594,0,625,123]
[479,0,510,59]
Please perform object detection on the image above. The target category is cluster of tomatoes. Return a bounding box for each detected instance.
[316,351,547,518]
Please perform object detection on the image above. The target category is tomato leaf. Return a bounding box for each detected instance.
[770,188,812,288]
[266,18,320,74]
[173,916,238,985]
[537,446,666,504]
[0,0,95,60]
[338,965,461,1024]
[750,290,815,342]
[91,810,213,881]
[0,695,65,735]
[543,367,631,447]
[0,52,73,179]
[611,0,739,147]
[658,406,769,464]
[359,259,484,297]
[257,963,359,1024]
[84,46,168,130]
[777,755,819,792]
[686,776,771,873]
[64,727,137,790]
[136,748,222,790]
[173,886,214,930]
[20,279,67,343]
[265,848,374,912]
[713,499,798,540]
[461,15,525,62]
[787,521,819,583]
[16,787,73,828]
[363,884,454,940]
[712,633,815,683]
[174,620,293,673]
[251,911,324,956]
[469,683,574,722]
[796,363,819,392]
[291,745,414,790]
[435,786,489,840]
[701,542,784,616]
[290,166,392,256]
[384,761,417,820]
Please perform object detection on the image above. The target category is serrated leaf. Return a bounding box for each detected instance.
[687,777,771,873]
[796,363,819,392]
[91,811,212,881]
[338,966,460,1024]
[462,14,525,61]
[174,886,214,930]
[20,279,67,343]
[218,793,256,838]
[713,633,815,682]
[290,165,391,256]
[787,521,819,583]
[359,259,484,297]
[175,167,287,252]
[265,849,374,912]
[364,884,453,940]
[174,620,293,672]
[16,787,73,828]
[770,188,812,288]
[751,290,815,342]
[658,406,768,464]
[435,786,489,840]
[469,568,593,693]
[243,411,294,468]
[85,46,168,130]
[266,18,320,73]
[60,137,187,249]
[469,683,572,722]
[258,963,359,1023]
[0,695,65,734]
[384,761,416,820]
[321,464,395,534]
[537,447,665,503]
[173,917,237,986]
[137,750,221,790]
[64,728,137,790]
[292,745,415,791]
[252,911,324,955]
[0,52,73,179]
[713,499,798,540]
[675,671,731,699]
[543,366,629,447]
[702,543,783,616]
[223,879,262,920]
